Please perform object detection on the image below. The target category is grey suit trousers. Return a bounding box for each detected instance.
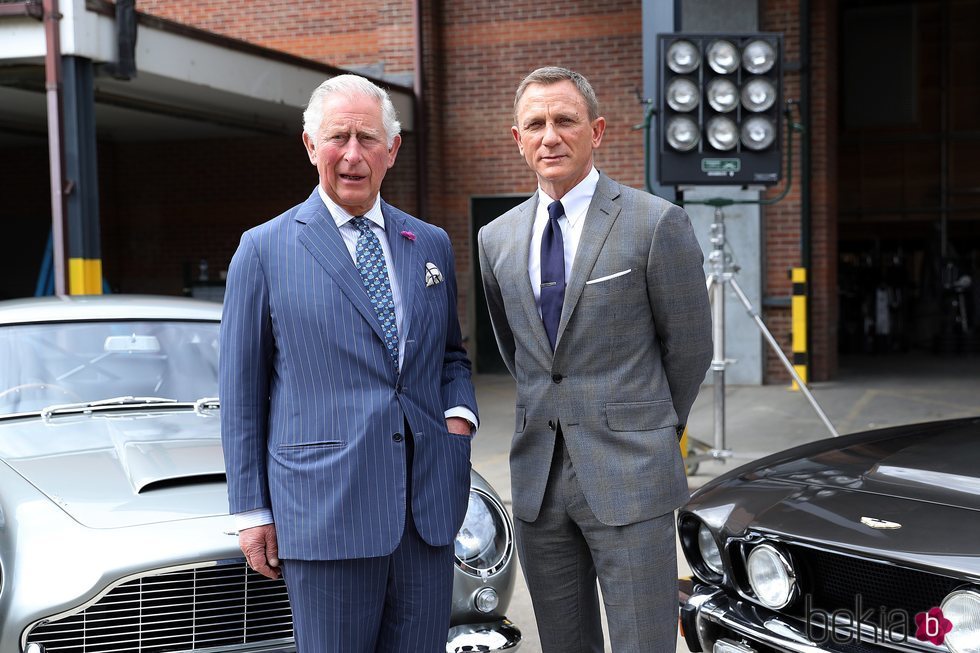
[514,430,677,653]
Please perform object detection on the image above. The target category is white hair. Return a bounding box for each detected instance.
[302,74,402,148]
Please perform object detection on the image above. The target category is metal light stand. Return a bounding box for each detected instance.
[684,102,839,467]
[696,202,839,465]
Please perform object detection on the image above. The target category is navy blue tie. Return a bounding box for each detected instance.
[350,216,399,373]
[540,200,566,351]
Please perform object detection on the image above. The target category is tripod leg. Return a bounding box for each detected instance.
[727,277,840,438]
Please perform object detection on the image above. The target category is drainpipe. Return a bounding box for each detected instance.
[800,0,812,371]
[43,0,67,296]
[412,0,428,218]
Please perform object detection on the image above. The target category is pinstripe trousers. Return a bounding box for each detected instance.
[281,425,455,653]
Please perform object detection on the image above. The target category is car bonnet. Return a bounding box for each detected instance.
[747,418,980,512]
[0,409,229,528]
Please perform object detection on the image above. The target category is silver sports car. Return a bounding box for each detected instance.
[0,294,521,653]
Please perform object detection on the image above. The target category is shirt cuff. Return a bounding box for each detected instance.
[445,406,478,434]
[234,508,274,532]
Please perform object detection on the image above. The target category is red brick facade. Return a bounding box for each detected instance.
[760,0,837,381]
[0,1,847,381]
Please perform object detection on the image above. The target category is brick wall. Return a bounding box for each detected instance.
[87,0,840,381]
[760,0,837,382]
[421,0,647,333]
[135,0,416,80]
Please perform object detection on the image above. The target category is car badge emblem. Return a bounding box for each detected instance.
[861,516,902,530]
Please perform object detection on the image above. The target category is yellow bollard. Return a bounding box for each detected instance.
[790,267,807,390]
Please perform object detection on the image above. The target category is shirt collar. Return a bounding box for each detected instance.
[316,185,385,230]
[536,166,599,227]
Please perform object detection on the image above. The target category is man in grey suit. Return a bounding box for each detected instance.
[220,74,478,652]
[478,67,712,652]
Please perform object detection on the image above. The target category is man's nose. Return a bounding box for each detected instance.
[343,140,363,164]
[542,122,561,146]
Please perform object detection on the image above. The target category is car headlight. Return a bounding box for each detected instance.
[941,589,980,653]
[697,523,724,575]
[746,544,796,609]
[455,489,512,577]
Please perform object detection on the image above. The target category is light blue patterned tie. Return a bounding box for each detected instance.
[351,216,399,373]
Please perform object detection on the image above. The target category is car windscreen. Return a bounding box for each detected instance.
[0,320,220,415]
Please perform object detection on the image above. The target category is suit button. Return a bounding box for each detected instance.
[548,420,555,431]
[392,433,403,442]
[552,374,563,384]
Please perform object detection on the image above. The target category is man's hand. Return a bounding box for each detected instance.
[239,523,281,579]
[446,416,473,436]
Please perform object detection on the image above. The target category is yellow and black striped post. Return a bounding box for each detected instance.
[64,57,103,295]
[790,267,807,389]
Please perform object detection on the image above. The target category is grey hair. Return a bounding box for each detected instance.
[513,66,600,123]
[303,74,402,148]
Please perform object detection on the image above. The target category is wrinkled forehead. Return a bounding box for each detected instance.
[516,81,590,118]
[320,93,386,131]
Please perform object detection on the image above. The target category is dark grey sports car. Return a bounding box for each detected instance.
[0,295,520,653]
[678,417,980,653]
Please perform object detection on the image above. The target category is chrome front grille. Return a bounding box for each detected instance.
[27,560,293,652]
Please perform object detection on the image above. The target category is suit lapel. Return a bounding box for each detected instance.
[555,174,622,347]
[382,202,418,346]
[295,190,387,345]
[513,195,555,361]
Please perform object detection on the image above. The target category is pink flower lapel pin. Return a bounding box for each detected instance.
[400,230,416,242]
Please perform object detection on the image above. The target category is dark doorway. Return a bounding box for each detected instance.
[837,0,980,357]
[471,195,530,374]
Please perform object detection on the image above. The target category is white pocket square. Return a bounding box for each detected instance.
[586,269,632,285]
[425,262,444,287]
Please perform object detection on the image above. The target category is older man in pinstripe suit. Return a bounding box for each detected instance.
[219,74,478,653]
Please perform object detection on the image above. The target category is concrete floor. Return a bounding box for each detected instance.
[468,353,980,653]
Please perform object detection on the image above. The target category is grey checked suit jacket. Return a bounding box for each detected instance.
[220,189,477,561]
[478,173,711,526]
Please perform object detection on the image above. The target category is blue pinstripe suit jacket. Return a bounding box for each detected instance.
[219,189,477,561]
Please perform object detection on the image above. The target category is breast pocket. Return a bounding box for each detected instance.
[583,269,636,296]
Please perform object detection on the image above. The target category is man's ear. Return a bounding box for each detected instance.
[591,116,606,149]
[387,134,402,168]
[302,131,317,165]
[512,126,524,157]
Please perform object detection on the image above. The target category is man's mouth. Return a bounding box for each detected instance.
[339,173,366,181]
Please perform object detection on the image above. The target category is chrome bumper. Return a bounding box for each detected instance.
[678,579,930,653]
[447,619,521,652]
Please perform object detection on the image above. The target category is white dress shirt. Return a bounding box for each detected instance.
[235,188,477,531]
[528,166,600,314]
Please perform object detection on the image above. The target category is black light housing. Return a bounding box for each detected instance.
[657,33,783,186]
